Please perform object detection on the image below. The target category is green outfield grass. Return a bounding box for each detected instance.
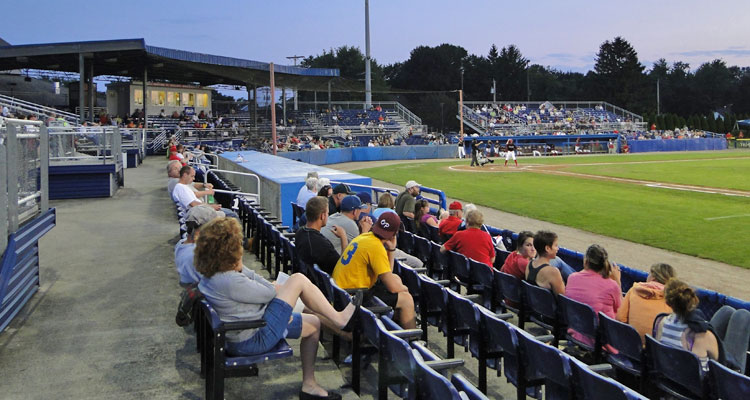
[353,151,750,268]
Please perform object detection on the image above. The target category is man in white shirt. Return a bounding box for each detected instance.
[172,166,218,210]
[296,177,318,208]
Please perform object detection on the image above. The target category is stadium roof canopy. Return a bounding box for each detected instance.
[0,38,353,91]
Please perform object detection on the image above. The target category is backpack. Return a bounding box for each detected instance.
[175,283,204,327]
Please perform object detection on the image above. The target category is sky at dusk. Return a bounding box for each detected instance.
[4,0,750,74]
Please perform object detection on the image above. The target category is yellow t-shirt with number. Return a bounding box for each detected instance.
[332,232,391,289]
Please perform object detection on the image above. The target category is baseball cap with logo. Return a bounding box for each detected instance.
[185,206,224,231]
[371,211,401,240]
[332,183,354,195]
[340,195,368,212]
[449,201,463,210]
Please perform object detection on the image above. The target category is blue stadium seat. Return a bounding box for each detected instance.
[516,329,573,400]
[199,300,293,400]
[417,274,448,342]
[521,280,564,347]
[645,334,707,399]
[569,356,648,400]
[708,359,750,400]
[468,259,494,309]
[447,250,471,292]
[496,270,528,329]
[598,312,647,391]
[559,294,602,362]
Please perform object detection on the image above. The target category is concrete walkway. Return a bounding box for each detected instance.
[334,159,750,301]
[0,156,354,399]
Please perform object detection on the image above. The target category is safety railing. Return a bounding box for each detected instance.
[48,125,122,167]
[0,117,49,237]
[329,181,447,213]
[203,169,261,203]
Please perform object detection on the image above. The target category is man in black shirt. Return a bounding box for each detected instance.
[296,196,347,274]
[328,183,354,215]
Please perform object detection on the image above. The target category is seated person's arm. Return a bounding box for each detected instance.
[402,211,415,219]
[427,216,439,227]
[379,271,408,293]
[188,199,203,207]
[542,267,565,295]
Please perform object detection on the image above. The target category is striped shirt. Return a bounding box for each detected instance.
[660,314,708,371]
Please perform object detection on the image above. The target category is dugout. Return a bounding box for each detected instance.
[0,118,56,333]
[216,151,372,227]
[462,134,619,155]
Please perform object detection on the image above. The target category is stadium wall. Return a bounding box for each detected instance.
[628,138,727,153]
[277,145,457,165]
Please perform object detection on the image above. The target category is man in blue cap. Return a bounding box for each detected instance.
[321,195,372,254]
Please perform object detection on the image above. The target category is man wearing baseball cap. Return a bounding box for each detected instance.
[174,205,223,286]
[321,195,372,254]
[328,183,354,215]
[394,180,421,219]
[438,201,463,241]
[332,212,416,329]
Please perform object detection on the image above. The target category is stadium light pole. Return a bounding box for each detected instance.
[364,0,372,109]
[270,63,277,155]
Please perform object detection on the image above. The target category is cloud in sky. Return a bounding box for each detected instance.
[673,48,750,58]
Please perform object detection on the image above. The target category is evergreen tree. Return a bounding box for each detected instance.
[592,37,648,112]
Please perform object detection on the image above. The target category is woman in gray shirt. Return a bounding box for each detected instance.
[196,218,358,400]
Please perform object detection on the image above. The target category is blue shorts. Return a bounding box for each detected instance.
[226,298,303,356]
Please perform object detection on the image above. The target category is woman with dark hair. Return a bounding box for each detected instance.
[316,185,332,197]
[525,230,565,295]
[414,199,438,234]
[564,244,622,346]
[196,218,359,400]
[501,231,535,279]
[617,263,676,345]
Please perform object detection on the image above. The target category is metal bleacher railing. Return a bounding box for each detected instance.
[0,94,80,125]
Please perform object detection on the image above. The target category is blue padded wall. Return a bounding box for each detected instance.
[629,138,727,153]
[278,145,457,165]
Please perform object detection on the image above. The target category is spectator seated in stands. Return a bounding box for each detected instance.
[617,263,676,345]
[440,210,495,268]
[500,230,536,279]
[328,183,354,215]
[438,201,463,241]
[196,217,358,400]
[174,206,222,286]
[654,279,721,372]
[371,192,395,220]
[564,244,622,346]
[322,195,371,254]
[394,180,420,219]
[295,197,345,275]
[172,166,238,218]
[296,177,319,209]
[332,212,416,329]
[525,230,566,295]
[414,199,439,237]
[166,160,182,194]
[355,192,375,222]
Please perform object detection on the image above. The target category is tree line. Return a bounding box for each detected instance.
[300,38,750,133]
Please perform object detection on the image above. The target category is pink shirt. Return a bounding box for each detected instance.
[564,270,622,345]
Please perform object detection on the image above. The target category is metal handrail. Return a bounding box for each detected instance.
[0,94,80,124]
[204,169,261,202]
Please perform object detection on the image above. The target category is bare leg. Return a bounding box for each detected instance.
[305,307,352,341]
[276,273,354,329]
[299,314,329,396]
[396,292,417,329]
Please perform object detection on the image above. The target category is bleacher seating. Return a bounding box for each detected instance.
[171,162,750,400]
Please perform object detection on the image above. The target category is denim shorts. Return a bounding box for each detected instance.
[226,298,303,356]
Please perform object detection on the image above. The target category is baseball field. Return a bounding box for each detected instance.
[352,151,750,269]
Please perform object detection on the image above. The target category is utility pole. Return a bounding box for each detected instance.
[492,79,496,103]
[656,78,660,115]
[364,0,372,108]
[286,55,305,111]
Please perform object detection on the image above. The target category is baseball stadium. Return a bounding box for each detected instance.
[1,2,750,399]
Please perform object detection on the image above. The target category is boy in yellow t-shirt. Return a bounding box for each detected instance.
[332,212,416,329]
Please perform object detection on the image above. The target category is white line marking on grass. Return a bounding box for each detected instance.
[704,214,750,221]
[644,184,750,197]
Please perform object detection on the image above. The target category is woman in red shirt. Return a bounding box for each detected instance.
[501,231,535,278]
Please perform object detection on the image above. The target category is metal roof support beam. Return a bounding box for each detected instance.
[327,81,332,113]
[78,54,85,122]
[142,67,148,127]
[282,87,286,126]
[269,63,277,155]
[252,85,257,129]
[88,61,95,122]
